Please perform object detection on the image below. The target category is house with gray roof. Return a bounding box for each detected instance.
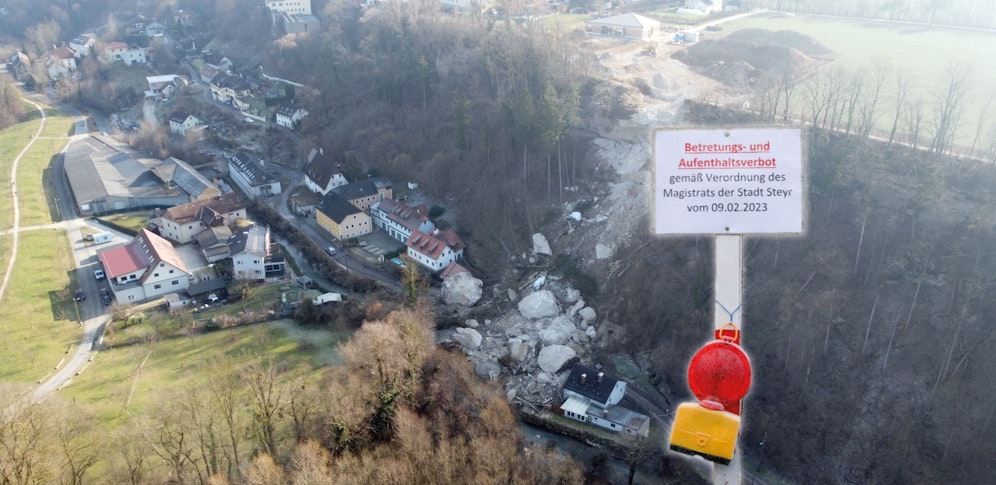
[316,193,372,240]
[304,148,347,195]
[151,157,219,200]
[228,225,284,280]
[329,176,392,211]
[228,152,281,200]
[64,136,191,215]
[559,364,650,437]
[584,13,660,40]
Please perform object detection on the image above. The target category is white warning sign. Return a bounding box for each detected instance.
[652,127,804,235]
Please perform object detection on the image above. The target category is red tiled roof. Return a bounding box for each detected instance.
[98,244,148,278]
[137,228,190,275]
[162,192,243,224]
[440,262,468,278]
[406,229,450,261]
[97,228,190,279]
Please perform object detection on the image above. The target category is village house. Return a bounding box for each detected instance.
[303,148,347,195]
[105,42,147,66]
[96,228,193,304]
[275,103,309,128]
[281,13,321,34]
[265,0,312,17]
[69,34,95,58]
[228,152,281,200]
[405,228,465,272]
[370,198,434,243]
[329,177,392,212]
[169,111,201,136]
[315,193,372,240]
[145,21,166,37]
[559,364,650,437]
[196,225,235,263]
[146,74,179,98]
[584,13,661,40]
[150,156,220,201]
[43,46,77,80]
[157,192,245,244]
[209,72,255,107]
[228,225,284,281]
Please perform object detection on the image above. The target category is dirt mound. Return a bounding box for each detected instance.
[724,28,834,58]
[672,28,832,87]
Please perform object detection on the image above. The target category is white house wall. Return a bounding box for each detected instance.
[233,252,266,280]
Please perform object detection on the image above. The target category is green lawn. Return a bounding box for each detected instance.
[719,12,996,147]
[0,230,82,383]
[98,211,153,233]
[0,113,44,232]
[63,318,344,424]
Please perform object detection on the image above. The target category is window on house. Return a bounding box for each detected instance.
[172,280,179,285]
[153,284,162,289]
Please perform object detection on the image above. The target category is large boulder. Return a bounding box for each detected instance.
[475,361,502,380]
[537,345,577,373]
[532,233,552,256]
[452,327,483,350]
[442,272,483,306]
[508,338,533,362]
[579,307,597,324]
[538,316,576,345]
[518,290,560,320]
[595,243,614,260]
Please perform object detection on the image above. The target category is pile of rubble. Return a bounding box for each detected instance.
[442,233,604,407]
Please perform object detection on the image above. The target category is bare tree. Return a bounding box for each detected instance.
[887,69,913,145]
[928,63,972,155]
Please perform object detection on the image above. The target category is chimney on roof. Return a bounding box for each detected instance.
[580,373,587,383]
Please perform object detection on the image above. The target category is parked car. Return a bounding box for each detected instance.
[99,288,111,306]
[325,246,336,255]
[73,288,85,301]
[94,269,105,280]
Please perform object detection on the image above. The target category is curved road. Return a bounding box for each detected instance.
[0,94,115,401]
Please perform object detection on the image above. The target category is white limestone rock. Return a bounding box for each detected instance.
[579,307,597,324]
[442,272,483,306]
[532,233,553,256]
[508,338,533,362]
[538,315,576,345]
[452,327,483,350]
[537,345,577,373]
[518,290,560,320]
[595,243,614,260]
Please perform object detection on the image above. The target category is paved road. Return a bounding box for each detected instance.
[0,93,120,401]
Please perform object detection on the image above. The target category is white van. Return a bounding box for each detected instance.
[91,232,113,244]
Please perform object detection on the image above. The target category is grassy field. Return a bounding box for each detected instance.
[0,112,43,232]
[718,12,996,147]
[0,230,82,383]
[63,318,343,424]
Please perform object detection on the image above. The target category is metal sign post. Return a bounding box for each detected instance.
[653,127,805,485]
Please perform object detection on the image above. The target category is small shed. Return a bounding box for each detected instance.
[585,13,661,40]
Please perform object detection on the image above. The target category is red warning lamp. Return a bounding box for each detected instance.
[687,340,751,415]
